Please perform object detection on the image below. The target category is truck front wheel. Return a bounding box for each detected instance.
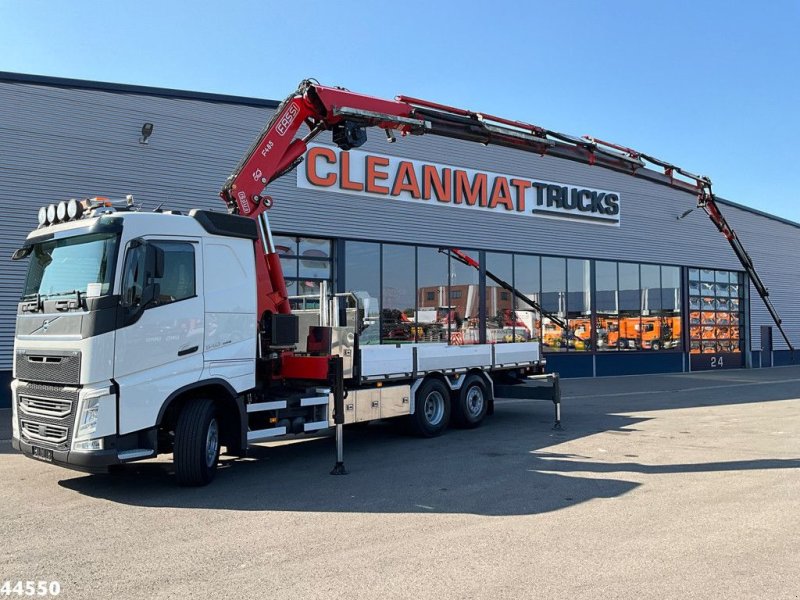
[410,378,451,437]
[174,398,220,486]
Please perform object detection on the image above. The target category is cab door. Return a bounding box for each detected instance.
[114,238,204,434]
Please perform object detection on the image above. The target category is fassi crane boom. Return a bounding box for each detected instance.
[584,136,794,353]
[220,79,794,353]
[441,248,590,346]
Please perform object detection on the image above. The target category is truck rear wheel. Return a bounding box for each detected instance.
[409,378,451,437]
[452,374,489,428]
[174,398,220,486]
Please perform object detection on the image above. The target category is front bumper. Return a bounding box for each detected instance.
[13,435,121,473]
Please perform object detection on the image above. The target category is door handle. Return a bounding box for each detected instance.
[177,345,199,357]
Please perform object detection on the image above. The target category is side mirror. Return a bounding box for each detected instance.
[140,243,164,308]
[11,246,32,261]
[121,240,164,313]
[147,243,165,280]
[141,282,161,308]
[123,282,137,306]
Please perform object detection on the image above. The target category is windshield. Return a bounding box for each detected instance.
[22,232,120,299]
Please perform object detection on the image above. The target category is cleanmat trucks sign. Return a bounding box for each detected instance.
[297,143,621,225]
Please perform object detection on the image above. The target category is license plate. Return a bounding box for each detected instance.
[30,446,53,462]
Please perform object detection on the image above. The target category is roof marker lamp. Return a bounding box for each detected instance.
[46,204,57,224]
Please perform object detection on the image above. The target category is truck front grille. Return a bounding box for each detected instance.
[19,395,73,418]
[16,382,78,451]
[20,420,68,444]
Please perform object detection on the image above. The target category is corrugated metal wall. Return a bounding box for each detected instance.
[1,77,797,376]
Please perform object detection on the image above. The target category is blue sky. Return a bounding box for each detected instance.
[2,0,799,221]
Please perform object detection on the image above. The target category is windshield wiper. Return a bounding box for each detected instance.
[40,289,82,299]
[36,290,85,311]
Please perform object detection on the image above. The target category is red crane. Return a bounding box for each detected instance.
[220,79,794,353]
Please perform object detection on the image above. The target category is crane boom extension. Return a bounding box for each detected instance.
[442,248,589,342]
[443,248,570,329]
[699,193,793,351]
[220,79,793,352]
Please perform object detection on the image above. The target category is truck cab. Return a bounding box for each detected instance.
[12,206,258,473]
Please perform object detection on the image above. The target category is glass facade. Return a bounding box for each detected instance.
[688,268,744,354]
[344,241,380,344]
[567,259,591,352]
[513,254,541,345]
[382,244,416,343]
[289,237,746,354]
[541,257,566,352]
[485,253,515,343]
[595,262,682,352]
[274,235,333,309]
[416,246,451,343]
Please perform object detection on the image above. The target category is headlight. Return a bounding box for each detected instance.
[37,206,48,226]
[46,204,57,224]
[77,397,100,438]
[73,390,116,444]
[56,201,68,221]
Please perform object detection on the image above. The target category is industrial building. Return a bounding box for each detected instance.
[1,72,797,407]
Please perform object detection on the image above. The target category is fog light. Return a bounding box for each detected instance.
[46,204,57,224]
[37,206,48,226]
[56,201,68,221]
[73,438,104,451]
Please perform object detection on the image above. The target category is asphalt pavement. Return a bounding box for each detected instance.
[1,366,799,599]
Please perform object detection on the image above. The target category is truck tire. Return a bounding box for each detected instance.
[174,398,220,486]
[409,378,451,437]
[452,374,489,428]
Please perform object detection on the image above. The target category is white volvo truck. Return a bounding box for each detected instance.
[12,80,782,486]
[11,206,554,485]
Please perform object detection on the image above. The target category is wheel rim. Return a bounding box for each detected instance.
[423,391,445,426]
[465,385,485,418]
[206,418,219,468]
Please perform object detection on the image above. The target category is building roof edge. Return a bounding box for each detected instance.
[0,71,280,108]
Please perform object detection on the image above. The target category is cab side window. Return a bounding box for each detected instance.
[152,241,196,304]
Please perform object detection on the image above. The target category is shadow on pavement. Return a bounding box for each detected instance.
[60,408,640,516]
[58,367,800,515]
